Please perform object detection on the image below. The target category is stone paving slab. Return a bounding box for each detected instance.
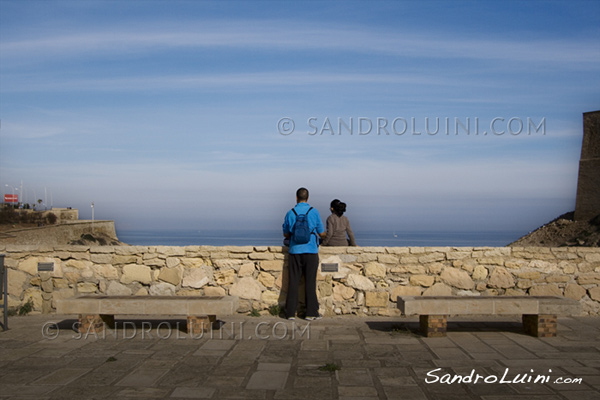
[0,314,599,399]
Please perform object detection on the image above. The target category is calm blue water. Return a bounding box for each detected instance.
[117,229,525,247]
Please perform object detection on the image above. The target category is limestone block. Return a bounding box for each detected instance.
[472,265,488,281]
[106,281,133,296]
[41,279,53,293]
[516,271,541,280]
[260,260,284,272]
[564,284,586,300]
[346,274,375,291]
[545,275,570,283]
[180,258,206,268]
[333,283,355,301]
[215,269,236,285]
[204,286,226,297]
[166,257,180,268]
[577,273,600,285]
[558,261,576,274]
[461,259,478,273]
[275,269,289,290]
[111,255,138,265]
[91,253,113,264]
[229,277,262,301]
[385,248,410,255]
[446,251,471,260]
[77,282,98,294]
[318,281,333,297]
[529,284,562,297]
[120,264,152,285]
[505,259,528,269]
[91,264,119,280]
[400,256,419,264]
[423,283,452,296]
[528,260,556,272]
[64,259,93,270]
[249,252,274,261]
[440,267,474,289]
[114,246,145,255]
[427,262,444,275]
[390,285,421,301]
[391,265,426,275]
[7,269,27,297]
[488,267,515,289]
[365,262,386,279]
[155,246,186,257]
[145,258,166,267]
[258,272,275,288]
[261,290,280,305]
[517,280,534,289]
[585,253,600,263]
[589,286,600,302]
[182,268,210,289]
[365,291,389,307]
[418,253,445,264]
[158,267,183,286]
[505,288,526,296]
[52,278,69,289]
[149,282,176,296]
[238,263,256,276]
[23,288,43,311]
[356,254,378,263]
[18,257,40,275]
[409,275,435,287]
[476,257,504,266]
[377,254,399,264]
[64,272,80,285]
[135,287,149,296]
[213,259,245,270]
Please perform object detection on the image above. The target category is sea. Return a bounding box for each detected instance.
[116,229,526,247]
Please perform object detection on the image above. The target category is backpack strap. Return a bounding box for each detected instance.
[291,207,312,216]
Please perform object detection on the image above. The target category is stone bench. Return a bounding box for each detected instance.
[397,296,581,338]
[56,295,239,334]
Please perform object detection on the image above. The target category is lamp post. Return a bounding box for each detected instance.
[91,202,95,233]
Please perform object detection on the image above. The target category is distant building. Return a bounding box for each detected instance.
[575,110,600,221]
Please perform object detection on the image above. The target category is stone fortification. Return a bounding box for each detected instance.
[1,245,599,317]
[0,221,118,245]
[575,110,600,221]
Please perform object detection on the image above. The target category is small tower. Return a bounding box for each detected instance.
[574,110,600,221]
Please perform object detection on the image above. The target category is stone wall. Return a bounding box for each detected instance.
[0,221,117,245]
[1,245,599,316]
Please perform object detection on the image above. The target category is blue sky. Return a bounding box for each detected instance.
[1,0,599,237]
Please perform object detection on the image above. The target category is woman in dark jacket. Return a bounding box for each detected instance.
[322,199,357,246]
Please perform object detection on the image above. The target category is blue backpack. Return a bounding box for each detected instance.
[291,207,313,244]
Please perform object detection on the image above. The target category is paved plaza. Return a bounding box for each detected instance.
[0,314,599,400]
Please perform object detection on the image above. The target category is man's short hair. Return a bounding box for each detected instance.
[296,187,309,201]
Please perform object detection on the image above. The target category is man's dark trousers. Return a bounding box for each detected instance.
[285,253,319,318]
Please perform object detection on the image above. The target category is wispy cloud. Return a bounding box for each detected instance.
[3,21,599,68]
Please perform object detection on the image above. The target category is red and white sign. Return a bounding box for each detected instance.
[4,194,18,203]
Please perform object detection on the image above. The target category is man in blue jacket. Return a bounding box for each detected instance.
[282,187,326,320]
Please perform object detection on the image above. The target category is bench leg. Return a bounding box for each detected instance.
[78,314,114,334]
[523,314,557,337]
[420,315,447,337]
[187,315,213,335]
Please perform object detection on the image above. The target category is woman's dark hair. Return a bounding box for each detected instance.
[330,199,347,217]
